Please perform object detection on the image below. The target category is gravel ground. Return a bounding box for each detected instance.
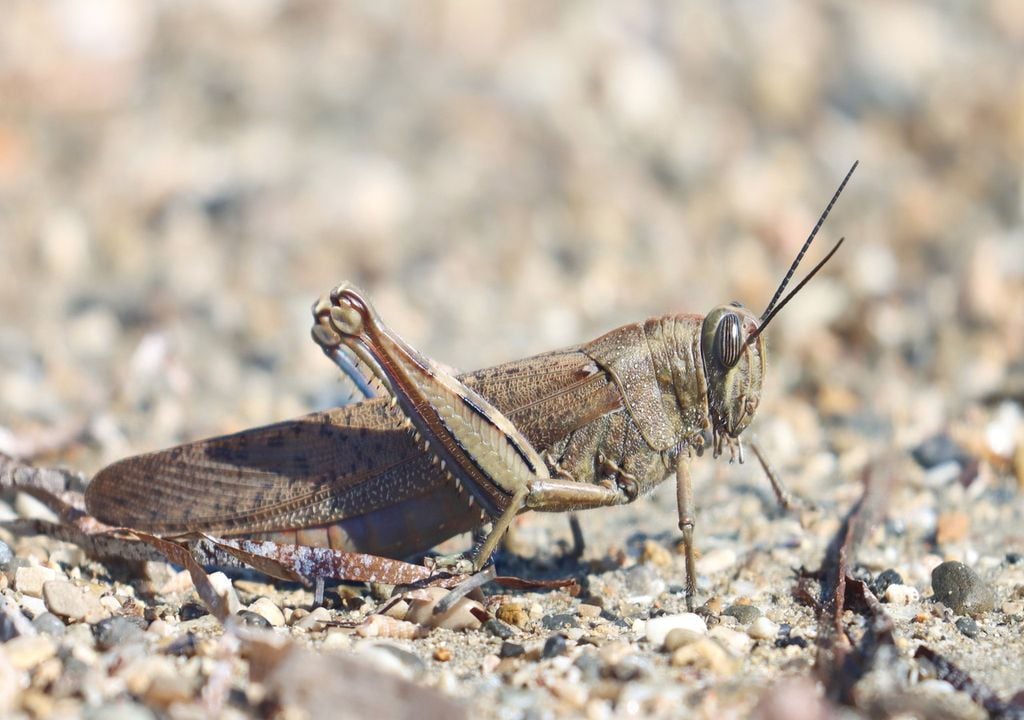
[1,3,1023,718]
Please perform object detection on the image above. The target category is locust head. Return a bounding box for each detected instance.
[700,302,765,457]
[699,160,857,460]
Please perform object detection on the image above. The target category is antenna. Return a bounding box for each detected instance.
[759,161,858,322]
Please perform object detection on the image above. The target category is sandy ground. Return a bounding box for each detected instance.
[1,3,1023,718]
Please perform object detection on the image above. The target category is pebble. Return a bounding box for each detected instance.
[709,626,753,656]
[640,539,672,567]
[3,634,57,670]
[911,434,971,469]
[578,603,602,619]
[722,604,761,624]
[748,616,780,641]
[935,512,970,545]
[14,565,58,597]
[644,613,707,648]
[623,564,665,597]
[883,584,920,605]
[247,597,285,627]
[931,561,995,614]
[93,617,145,651]
[542,634,568,659]
[31,612,66,637]
[144,673,196,707]
[496,602,529,628]
[499,642,525,658]
[696,548,737,576]
[401,587,482,631]
[955,617,980,638]
[294,606,332,631]
[0,612,19,642]
[207,572,242,616]
[0,540,12,570]
[235,610,272,629]
[542,613,578,631]
[84,701,156,720]
[433,646,452,662]
[663,628,703,651]
[43,580,109,623]
[870,569,904,598]
[670,637,737,674]
[484,619,517,639]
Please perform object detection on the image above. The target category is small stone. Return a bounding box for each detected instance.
[179,602,207,621]
[0,540,13,571]
[235,610,272,629]
[663,628,703,652]
[31,613,66,637]
[955,617,979,638]
[542,633,568,659]
[14,565,58,597]
[84,701,156,720]
[93,617,145,650]
[294,606,332,631]
[623,564,665,597]
[748,617,780,641]
[912,434,970,470]
[931,561,996,614]
[206,572,241,616]
[723,604,761,624]
[641,539,672,567]
[3,634,56,670]
[247,598,285,627]
[43,580,108,623]
[1006,552,1023,565]
[710,626,753,655]
[670,637,738,674]
[402,587,482,631]
[144,673,196,707]
[644,613,707,647]
[499,642,525,658]
[936,512,970,545]
[696,548,737,576]
[870,569,904,598]
[541,613,578,631]
[578,603,602,619]
[496,602,529,628]
[484,619,517,639]
[1003,601,1023,615]
[883,583,920,605]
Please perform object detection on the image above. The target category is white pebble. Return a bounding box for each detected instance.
[747,616,780,640]
[883,583,920,605]
[206,572,241,615]
[247,597,285,627]
[709,626,752,656]
[14,565,58,597]
[696,548,737,575]
[644,613,707,647]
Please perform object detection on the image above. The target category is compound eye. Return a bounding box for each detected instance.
[714,312,743,368]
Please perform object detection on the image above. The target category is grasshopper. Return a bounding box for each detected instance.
[85,163,856,609]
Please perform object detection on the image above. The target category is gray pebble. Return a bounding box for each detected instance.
[499,641,525,658]
[623,564,663,596]
[542,633,567,659]
[573,651,602,682]
[84,701,156,720]
[32,612,66,637]
[484,618,517,640]
[722,604,761,624]
[871,569,904,598]
[911,434,970,469]
[179,602,208,620]
[0,539,13,570]
[931,561,995,615]
[955,617,979,638]
[541,613,578,631]
[1,613,18,641]
[235,610,272,629]
[93,616,145,650]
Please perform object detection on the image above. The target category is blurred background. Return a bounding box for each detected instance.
[0,1,1021,488]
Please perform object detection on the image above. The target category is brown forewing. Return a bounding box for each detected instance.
[85,347,622,537]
